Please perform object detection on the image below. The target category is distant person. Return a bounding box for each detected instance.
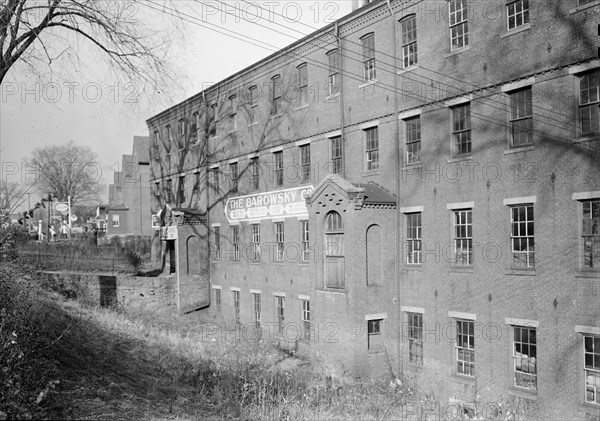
[60,222,68,239]
[49,225,56,241]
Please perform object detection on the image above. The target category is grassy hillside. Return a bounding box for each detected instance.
[1,262,425,420]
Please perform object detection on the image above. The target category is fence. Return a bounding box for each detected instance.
[7,241,142,274]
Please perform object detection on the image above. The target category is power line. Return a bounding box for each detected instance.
[140,1,587,158]
[232,0,584,130]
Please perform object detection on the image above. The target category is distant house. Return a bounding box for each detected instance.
[106,136,152,237]
[105,204,129,237]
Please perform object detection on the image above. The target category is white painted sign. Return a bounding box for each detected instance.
[225,185,314,223]
[55,203,68,212]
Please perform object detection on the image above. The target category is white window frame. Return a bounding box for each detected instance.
[327,49,340,96]
[112,214,120,227]
[367,317,384,350]
[330,136,343,174]
[406,212,422,264]
[579,69,600,135]
[507,0,530,31]
[509,87,533,148]
[301,220,310,262]
[231,225,240,261]
[404,116,421,164]
[251,223,261,262]
[274,221,285,262]
[407,312,423,364]
[365,126,379,171]
[448,0,469,51]
[301,298,310,340]
[252,292,262,328]
[297,63,308,106]
[275,295,285,335]
[509,204,535,268]
[325,211,344,289]
[272,75,282,115]
[453,209,473,266]
[274,151,284,186]
[300,144,311,183]
[455,319,475,377]
[452,102,472,156]
[400,14,417,68]
[512,324,538,391]
[361,33,376,82]
[232,289,240,323]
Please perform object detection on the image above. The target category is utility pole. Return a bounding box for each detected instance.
[47,194,51,242]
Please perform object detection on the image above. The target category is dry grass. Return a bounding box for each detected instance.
[1,263,431,420]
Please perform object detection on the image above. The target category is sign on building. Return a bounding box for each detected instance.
[224,185,314,223]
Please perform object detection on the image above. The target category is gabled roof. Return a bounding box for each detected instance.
[355,182,396,206]
[172,207,207,225]
[308,174,396,208]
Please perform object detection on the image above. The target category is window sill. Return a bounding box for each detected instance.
[448,155,473,163]
[450,374,476,385]
[398,65,418,75]
[507,387,538,401]
[449,266,474,273]
[271,114,282,120]
[403,264,423,271]
[573,134,600,143]
[575,270,600,278]
[248,122,259,127]
[325,92,340,101]
[359,80,378,89]
[363,170,380,177]
[227,130,238,135]
[445,45,471,58]
[298,262,309,267]
[368,348,386,355]
[505,269,536,276]
[317,288,346,295]
[570,0,600,14]
[504,145,534,155]
[402,162,422,170]
[295,104,309,111]
[582,401,600,411]
[500,23,531,39]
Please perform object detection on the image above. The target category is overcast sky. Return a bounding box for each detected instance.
[0,1,353,206]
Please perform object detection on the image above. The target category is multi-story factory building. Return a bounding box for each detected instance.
[146,0,600,418]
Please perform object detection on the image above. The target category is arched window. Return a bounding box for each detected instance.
[366,224,382,286]
[325,211,344,288]
[186,235,199,274]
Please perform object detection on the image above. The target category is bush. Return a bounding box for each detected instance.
[0,266,62,419]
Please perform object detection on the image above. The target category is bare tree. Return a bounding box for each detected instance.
[0,0,178,86]
[0,181,23,224]
[27,140,100,206]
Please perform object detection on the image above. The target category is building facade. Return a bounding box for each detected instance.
[146,0,600,418]
[107,136,153,237]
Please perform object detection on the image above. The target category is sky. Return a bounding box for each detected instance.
[0,1,354,208]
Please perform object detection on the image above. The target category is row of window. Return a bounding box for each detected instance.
[214,288,311,339]
[404,199,599,269]
[212,220,311,263]
[397,311,600,405]
[154,67,599,201]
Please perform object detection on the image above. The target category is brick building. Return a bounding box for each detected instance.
[106,136,153,237]
[146,0,600,418]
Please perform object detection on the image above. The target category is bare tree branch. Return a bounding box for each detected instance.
[0,0,179,90]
